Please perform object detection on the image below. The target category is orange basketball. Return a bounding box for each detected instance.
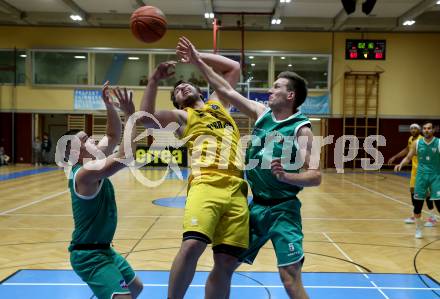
[130,6,167,43]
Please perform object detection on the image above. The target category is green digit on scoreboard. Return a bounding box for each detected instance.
[368,42,374,49]
[358,42,366,49]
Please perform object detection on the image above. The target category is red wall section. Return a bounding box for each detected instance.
[0,112,12,158]
[14,113,32,163]
[325,118,439,169]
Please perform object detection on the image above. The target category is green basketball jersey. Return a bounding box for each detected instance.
[416,137,440,175]
[245,109,311,201]
[68,164,118,251]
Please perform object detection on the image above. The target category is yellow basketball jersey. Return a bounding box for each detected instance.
[182,100,243,178]
[408,135,422,167]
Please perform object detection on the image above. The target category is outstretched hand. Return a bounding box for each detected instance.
[113,87,135,115]
[176,36,201,65]
[151,61,176,82]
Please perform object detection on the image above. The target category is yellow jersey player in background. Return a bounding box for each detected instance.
[388,123,437,226]
[139,53,248,299]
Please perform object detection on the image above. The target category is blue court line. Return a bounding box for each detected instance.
[0,167,59,181]
[2,270,440,299]
[348,170,411,178]
[153,196,253,208]
[165,168,189,180]
[391,172,411,178]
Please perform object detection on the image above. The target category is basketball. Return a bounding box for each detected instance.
[130,6,167,43]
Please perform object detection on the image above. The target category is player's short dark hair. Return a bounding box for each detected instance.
[62,129,81,162]
[170,80,204,109]
[277,71,308,109]
[422,121,433,127]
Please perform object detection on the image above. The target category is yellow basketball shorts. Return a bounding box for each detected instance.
[410,166,417,188]
[183,173,249,249]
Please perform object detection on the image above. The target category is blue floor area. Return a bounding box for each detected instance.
[2,270,440,299]
[0,167,59,181]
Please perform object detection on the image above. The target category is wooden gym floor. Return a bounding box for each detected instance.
[0,165,439,297]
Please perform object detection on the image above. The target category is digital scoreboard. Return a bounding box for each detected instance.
[346,39,386,60]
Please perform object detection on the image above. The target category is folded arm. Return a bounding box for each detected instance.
[271,126,321,187]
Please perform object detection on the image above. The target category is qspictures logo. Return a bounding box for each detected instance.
[56,113,388,188]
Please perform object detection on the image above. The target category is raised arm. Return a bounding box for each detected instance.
[271,126,321,187]
[194,52,240,109]
[394,142,417,172]
[139,61,187,134]
[177,36,266,120]
[97,81,122,155]
[76,88,136,190]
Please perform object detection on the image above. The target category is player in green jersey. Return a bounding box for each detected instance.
[395,121,440,238]
[388,124,436,226]
[60,83,143,299]
[177,37,321,299]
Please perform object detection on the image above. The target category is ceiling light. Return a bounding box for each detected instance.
[74,55,86,59]
[20,54,27,58]
[204,12,214,19]
[312,57,318,60]
[70,14,83,21]
[280,0,291,3]
[437,0,440,4]
[403,20,415,26]
[271,18,281,25]
[281,56,285,60]
[128,56,139,60]
[251,63,256,67]
[288,64,292,67]
[249,56,254,59]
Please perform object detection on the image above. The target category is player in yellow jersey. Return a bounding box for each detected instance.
[139,53,248,299]
[388,123,436,226]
